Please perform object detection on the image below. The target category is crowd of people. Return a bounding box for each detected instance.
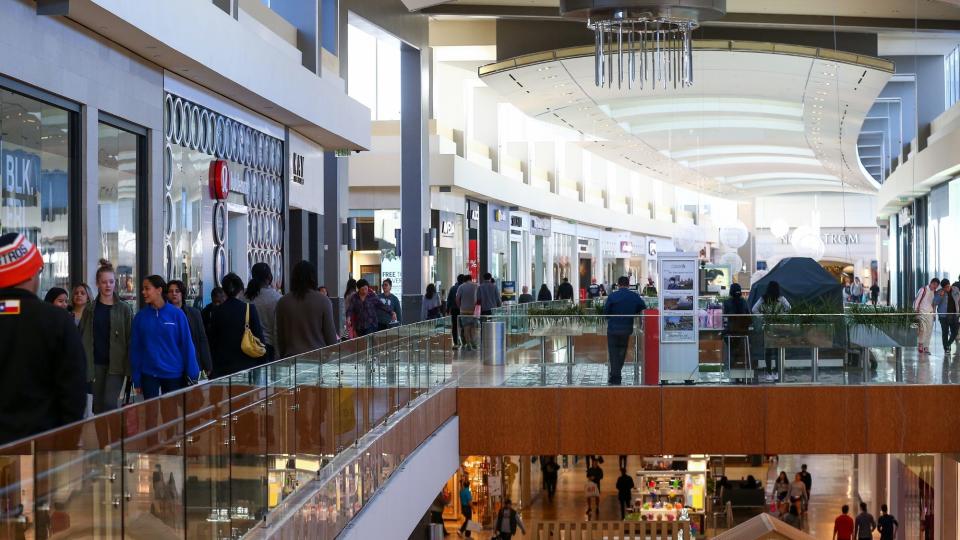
[915,277,960,354]
[0,231,348,445]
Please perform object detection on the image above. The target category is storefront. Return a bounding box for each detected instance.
[529,215,551,292]
[287,131,325,283]
[601,230,633,288]
[755,226,880,293]
[487,202,511,282]
[431,208,464,298]
[348,209,402,294]
[466,199,482,281]
[162,85,286,304]
[509,211,528,294]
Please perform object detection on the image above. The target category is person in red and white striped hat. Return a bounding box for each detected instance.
[0,233,86,444]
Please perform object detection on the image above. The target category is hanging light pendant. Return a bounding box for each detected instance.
[560,0,726,90]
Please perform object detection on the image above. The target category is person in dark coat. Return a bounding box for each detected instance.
[557,278,575,300]
[201,287,226,338]
[447,275,464,349]
[166,279,213,376]
[722,283,752,371]
[518,285,535,304]
[0,233,85,444]
[208,273,266,378]
[537,284,552,302]
[603,276,647,385]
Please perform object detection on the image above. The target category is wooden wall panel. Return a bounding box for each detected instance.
[457,388,560,455]
[556,388,662,455]
[864,385,960,453]
[661,387,766,454]
[765,386,867,454]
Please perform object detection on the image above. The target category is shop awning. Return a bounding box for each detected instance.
[712,514,818,540]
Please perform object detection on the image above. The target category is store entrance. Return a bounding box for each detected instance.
[820,260,853,283]
[578,256,593,298]
[226,209,248,282]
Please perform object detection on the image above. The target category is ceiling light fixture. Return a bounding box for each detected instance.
[560,0,726,90]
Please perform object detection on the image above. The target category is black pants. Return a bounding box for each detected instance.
[544,475,557,498]
[619,497,630,519]
[940,315,959,351]
[451,307,460,344]
[498,534,513,540]
[607,334,630,385]
[459,506,472,536]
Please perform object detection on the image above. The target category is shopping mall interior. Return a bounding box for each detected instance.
[1,0,960,539]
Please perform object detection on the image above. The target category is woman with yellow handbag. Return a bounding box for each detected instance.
[208,273,267,378]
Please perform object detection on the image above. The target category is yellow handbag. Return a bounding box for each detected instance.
[241,303,267,358]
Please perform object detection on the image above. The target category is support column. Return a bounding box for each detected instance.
[270,0,320,74]
[400,42,429,324]
[324,152,349,327]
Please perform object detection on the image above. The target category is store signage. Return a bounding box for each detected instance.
[440,220,455,237]
[620,241,633,254]
[648,239,658,257]
[2,149,40,206]
[578,239,590,254]
[510,216,523,228]
[470,208,480,222]
[494,209,505,222]
[530,216,552,237]
[823,233,860,245]
[291,152,305,185]
[208,160,230,200]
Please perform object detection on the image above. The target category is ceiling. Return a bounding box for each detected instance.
[426,0,960,19]
[478,42,893,198]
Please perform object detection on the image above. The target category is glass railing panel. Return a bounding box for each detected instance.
[0,439,34,539]
[335,340,360,453]
[370,326,400,429]
[226,368,268,536]
[266,356,298,511]
[429,318,450,388]
[121,392,186,538]
[183,379,231,539]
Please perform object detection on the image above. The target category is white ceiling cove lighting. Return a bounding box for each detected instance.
[560,0,726,90]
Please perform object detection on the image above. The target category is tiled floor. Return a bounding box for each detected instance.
[444,454,860,539]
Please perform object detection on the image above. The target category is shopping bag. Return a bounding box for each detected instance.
[465,519,483,532]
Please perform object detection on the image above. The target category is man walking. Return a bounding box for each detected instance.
[458,481,473,537]
[491,499,525,540]
[933,278,960,353]
[877,504,898,540]
[478,273,501,316]
[557,277,575,300]
[0,233,86,444]
[616,468,635,520]
[855,502,876,540]
[833,504,854,540]
[455,275,480,351]
[447,275,464,349]
[914,278,940,354]
[376,278,401,329]
[603,276,647,385]
[799,464,813,500]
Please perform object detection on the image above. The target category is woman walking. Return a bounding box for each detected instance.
[244,262,282,360]
[275,260,339,357]
[343,278,358,339]
[537,284,552,302]
[421,283,442,320]
[166,280,213,377]
[70,283,92,326]
[43,287,69,308]
[80,260,133,413]
[130,275,199,399]
[208,273,266,378]
[774,471,790,505]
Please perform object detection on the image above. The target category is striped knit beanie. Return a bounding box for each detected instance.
[0,233,43,288]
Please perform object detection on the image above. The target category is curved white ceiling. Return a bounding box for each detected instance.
[479,43,893,198]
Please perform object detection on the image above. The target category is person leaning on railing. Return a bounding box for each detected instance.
[0,233,86,445]
[603,276,647,385]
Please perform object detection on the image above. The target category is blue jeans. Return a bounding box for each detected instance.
[607,334,631,385]
[140,374,184,399]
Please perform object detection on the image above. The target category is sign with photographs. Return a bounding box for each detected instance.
[659,255,699,343]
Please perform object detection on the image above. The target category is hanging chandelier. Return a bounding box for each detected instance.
[560,1,726,90]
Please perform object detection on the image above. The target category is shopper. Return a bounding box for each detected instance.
[587,278,602,299]
[914,278,939,354]
[44,287,69,308]
[849,277,864,304]
[833,504,855,540]
[870,282,881,305]
[774,471,790,503]
[447,275,464,348]
[275,260,338,357]
[537,283,552,302]
[343,278,358,339]
[933,278,960,354]
[130,276,200,399]
[201,286,226,338]
[788,473,808,511]
[70,283,92,327]
[587,457,604,494]
[458,481,473,537]
[166,280,213,377]
[642,277,658,297]
[478,273,501,315]
[616,468,635,520]
[800,464,813,501]
[208,273,266,378]
[0,233,86,444]
[557,277,575,301]
[349,279,394,337]
[584,473,600,519]
[456,275,480,351]
[603,276,647,385]
[543,457,560,500]
[722,283,751,370]
[377,278,402,329]
[492,499,526,540]
[854,502,876,540]
[518,285,534,304]
[877,504,898,540]
[80,260,133,414]
[244,262,282,361]
[421,283,442,320]
[752,280,791,314]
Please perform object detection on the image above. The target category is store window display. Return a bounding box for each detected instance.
[0,87,74,298]
[97,122,141,306]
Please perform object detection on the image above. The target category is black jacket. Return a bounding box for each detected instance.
[181,305,213,374]
[208,297,266,378]
[722,296,751,334]
[557,282,575,300]
[537,287,552,301]
[0,288,86,444]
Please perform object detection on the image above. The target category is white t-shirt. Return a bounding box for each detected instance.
[915,287,936,313]
[585,481,600,498]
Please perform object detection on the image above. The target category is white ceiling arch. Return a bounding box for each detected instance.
[479,40,893,198]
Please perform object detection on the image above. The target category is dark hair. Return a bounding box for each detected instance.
[763,281,782,303]
[457,274,465,284]
[383,278,392,287]
[245,262,273,301]
[167,279,186,299]
[881,504,888,513]
[290,260,318,299]
[43,287,68,304]
[221,273,244,298]
[463,274,473,282]
[344,278,357,298]
[483,272,492,282]
[931,277,942,285]
[860,502,867,512]
[941,278,951,287]
[143,275,167,294]
[617,276,630,287]
[210,287,225,300]
[842,504,850,514]
[563,278,569,283]
[425,283,436,300]
[540,284,549,291]
[356,278,370,289]
[503,499,512,506]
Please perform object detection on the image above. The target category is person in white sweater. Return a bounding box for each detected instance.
[914,278,941,354]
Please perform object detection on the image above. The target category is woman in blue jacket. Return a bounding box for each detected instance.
[131,275,200,399]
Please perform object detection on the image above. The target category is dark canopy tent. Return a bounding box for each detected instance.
[747,257,843,311]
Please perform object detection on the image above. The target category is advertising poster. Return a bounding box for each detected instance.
[659,256,698,343]
[501,280,516,301]
[703,264,731,294]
